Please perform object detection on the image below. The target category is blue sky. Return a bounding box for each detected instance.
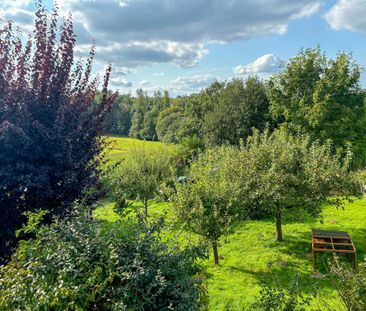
[1,0,366,95]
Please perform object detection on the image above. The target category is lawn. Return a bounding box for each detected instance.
[94,198,366,310]
[99,136,366,309]
[104,135,170,162]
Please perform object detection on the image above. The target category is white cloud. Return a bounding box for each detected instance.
[60,0,320,68]
[3,0,321,69]
[114,66,136,75]
[233,54,285,75]
[110,77,132,87]
[153,72,164,77]
[139,80,151,86]
[325,0,366,32]
[170,74,218,92]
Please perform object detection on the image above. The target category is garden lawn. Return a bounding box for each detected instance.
[95,198,366,310]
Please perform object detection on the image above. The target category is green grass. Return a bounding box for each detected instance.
[94,198,366,310]
[105,135,171,162]
[99,136,366,309]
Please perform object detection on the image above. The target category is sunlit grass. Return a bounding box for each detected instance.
[94,197,366,310]
[104,135,171,163]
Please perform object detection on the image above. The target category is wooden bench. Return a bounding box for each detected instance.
[311,229,356,271]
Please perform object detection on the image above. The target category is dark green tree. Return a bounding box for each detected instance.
[203,77,269,146]
[104,94,133,135]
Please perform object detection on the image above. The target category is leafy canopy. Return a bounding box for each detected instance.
[174,147,242,264]
[237,127,359,241]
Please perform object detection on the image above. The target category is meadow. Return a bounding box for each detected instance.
[98,136,366,310]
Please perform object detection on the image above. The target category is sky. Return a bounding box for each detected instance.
[1,0,366,96]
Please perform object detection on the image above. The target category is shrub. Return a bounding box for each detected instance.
[251,276,313,311]
[0,4,116,260]
[327,257,366,310]
[0,207,207,310]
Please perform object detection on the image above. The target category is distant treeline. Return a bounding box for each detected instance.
[102,48,366,163]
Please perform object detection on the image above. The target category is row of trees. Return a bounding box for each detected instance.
[106,48,366,164]
[105,128,359,266]
[103,89,170,140]
[174,128,358,264]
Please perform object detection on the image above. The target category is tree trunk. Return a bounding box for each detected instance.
[275,208,283,242]
[212,241,219,265]
[143,197,148,218]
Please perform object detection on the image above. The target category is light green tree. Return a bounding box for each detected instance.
[238,128,359,242]
[116,145,172,218]
[174,148,242,265]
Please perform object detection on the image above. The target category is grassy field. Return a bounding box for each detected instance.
[99,136,366,310]
[94,199,366,310]
[105,135,169,162]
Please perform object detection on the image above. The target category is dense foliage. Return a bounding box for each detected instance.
[105,77,269,147]
[0,5,116,260]
[0,208,207,310]
[268,48,366,160]
[202,77,269,146]
[237,128,359,241]
[174,148,242,265]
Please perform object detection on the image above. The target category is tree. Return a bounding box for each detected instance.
[115,145,172,218]
[268,48,366,156]
[0,207,207,310]
[174,148,241,265]
[238,128,359,242]
[156,95,203,144]
[0,4,116,260]
[104,94,133,135]
[203,77,269,146]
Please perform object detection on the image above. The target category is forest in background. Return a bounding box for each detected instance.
[103,48,366,166]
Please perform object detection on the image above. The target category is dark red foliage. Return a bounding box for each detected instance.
[0,3,117,260]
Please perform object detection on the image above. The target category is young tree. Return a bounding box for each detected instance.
[174,148,241,265]
[0,4,116,259]
[115,145,172,218]
[238,128,359,242]
[268,48,366,155]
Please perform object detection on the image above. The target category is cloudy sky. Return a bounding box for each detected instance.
[1,0,366,95]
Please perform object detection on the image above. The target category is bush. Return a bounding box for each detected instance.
[0,207,207,310]
[0,4,116,260]
[251,276,313,311]
[328,257,366,310]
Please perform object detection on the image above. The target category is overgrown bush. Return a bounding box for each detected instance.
[0,207,207,310]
